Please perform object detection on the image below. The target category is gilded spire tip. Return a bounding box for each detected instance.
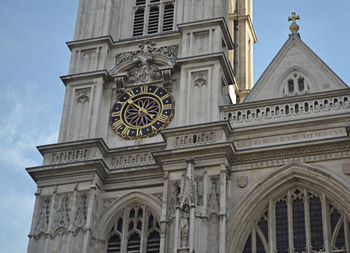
[288,12,300,33]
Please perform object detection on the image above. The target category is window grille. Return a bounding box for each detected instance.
[241,188,350,253]
[107,205,160,253]
[132,0,175,36]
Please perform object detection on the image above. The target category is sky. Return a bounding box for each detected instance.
[0,0,349,252]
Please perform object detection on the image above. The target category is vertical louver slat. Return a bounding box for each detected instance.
[133,8,145,36]
[163,4,174,32]
[148,7,159,34]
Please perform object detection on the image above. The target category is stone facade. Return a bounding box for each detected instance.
[27,0,350,253]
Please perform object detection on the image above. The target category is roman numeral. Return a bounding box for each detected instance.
[127,89,135,97]
[111,112,120,117]
[136,128,143,137]
[151,125,157,131]
[161,94,170,99]
[140,85,147,93]
[112,120,123,129]
[122,126,131,135]
[158,114,168,123]
[163,104,172,110]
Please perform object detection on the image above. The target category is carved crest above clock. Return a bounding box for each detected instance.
[110,41,178,91]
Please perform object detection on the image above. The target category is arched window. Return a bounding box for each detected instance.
[107,205,160,253]
[133,0,175,36]
[241,187,350,253]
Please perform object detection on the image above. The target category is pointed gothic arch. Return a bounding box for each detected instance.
[97,191,162,241]
[277,66,316,97]
[227,162,350,253]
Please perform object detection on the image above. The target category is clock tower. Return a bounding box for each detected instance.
[27,1,350,253]
[27,0,255,252]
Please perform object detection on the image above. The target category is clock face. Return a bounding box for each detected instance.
[111,85,174,139]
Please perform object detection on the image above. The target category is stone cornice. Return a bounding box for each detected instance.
[177,52,235,84]
[60,70,110,86]
[26,159,109,186]
[177,17,234,50]
[160,121,232,139]
[66,36,114,50]
[65,32,181,50]
[37,138,109,156]
[152,141,235,170]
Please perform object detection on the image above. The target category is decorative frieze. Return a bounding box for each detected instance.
[175,131,216,148]
[232,142,350,170]
[234,127,347,150]
[115,42,178,66]
[110,152,155,169]
[50,148,90,164]
[222,94,350,127]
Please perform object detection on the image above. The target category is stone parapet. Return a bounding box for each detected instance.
[221,88,350,127]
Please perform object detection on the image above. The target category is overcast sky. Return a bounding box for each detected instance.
[0,0,349,252]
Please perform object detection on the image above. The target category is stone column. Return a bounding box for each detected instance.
[65,184,79,253]
[82,175,99,253]
[219,167,227,253]
[44,186,58,252]
[27,187,42,253]
[160,172,169,253]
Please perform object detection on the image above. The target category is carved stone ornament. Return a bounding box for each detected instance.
[343,164,350,175]
[72,193,88,234]
[180,204,190,248]
[51,194,71,237]
[34,197,51,239]
[76,88,90,104]
[167,183,178,220]
[207,178,220,214]
[237,176,248,188]
[115,41,178,66]
[112,41,178,89]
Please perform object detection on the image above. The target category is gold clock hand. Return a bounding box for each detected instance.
[128,99,155,119]
[140,107,155,119]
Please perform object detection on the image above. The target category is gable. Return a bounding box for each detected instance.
[245,34,348,102]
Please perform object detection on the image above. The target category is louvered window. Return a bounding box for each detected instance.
[148,7,159,34]
[133,8,145,36]
[107,205,161,253]
[163,4,174,31]
[132,0,175,36]
[241,188,350,253]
